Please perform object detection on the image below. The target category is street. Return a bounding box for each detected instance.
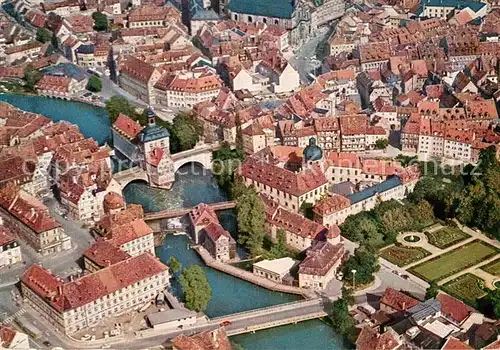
[288,26,332,84]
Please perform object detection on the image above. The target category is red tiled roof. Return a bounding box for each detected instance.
[103,192,125,212]
[0,226,16,246]
[35,75,71,93]
[313,195,351,216]
[356,327,400,350]
[0,325,17,347]
[202,222,233,243]
[441,337,473,350]
[113,113,144,140]
[106,219,153,247]
[21,252,167,312]
[298,241,344,276]
[381,288,419,311]
[0,186,61,234]
[240,157,327,197]
[83,240,130,268]
[436,293,476,323]
[172,328,232,350]
[189,203,218,227]
[147,147,165,167]
[339,115,368,135]
[120,56,156,84]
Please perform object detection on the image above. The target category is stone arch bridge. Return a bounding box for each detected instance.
[113,144,214,190]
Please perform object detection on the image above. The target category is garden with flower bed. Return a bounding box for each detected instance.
[408,240,499,282]
[481,258,500,277]
[442,273,487,306]
[379,245,431,267]
[424,226,470,249]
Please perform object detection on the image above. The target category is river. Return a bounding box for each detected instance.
[0,93,346,349]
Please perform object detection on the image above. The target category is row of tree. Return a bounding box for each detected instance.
[409,147,500,239]
[105,96,204,153]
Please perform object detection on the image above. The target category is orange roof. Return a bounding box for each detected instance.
[21,252,167,312]
[240,157,327,197]
[381,288,419,311]
[356,327,400,350]
[313,195,351,216]
[436,293,476,323]
[441,337,473,350]
[83,240,130,268]
[113,113,144,140]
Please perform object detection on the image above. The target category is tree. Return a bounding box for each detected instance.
[36,28,51,43]
[375,139,389,149]
[425,281,439,300]
[237,187,266,257]
[299,201,314,220]
[92,11,108,31]
[105,95,138,123]
[212,142,244,196]
[267,228,289,259]
[86,75,102,92]
[179,265,212,312]
[341,285,355,306]
[340,212,384,247]
[342,245,379,286]
[169,114,204,153]
[329,298,354,338]
[24,67,42,91]
[51,31,59,50]
[167,256,182,275]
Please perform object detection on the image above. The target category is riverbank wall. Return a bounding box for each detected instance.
[192,245,316,299]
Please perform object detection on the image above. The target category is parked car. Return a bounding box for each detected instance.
[81,334,91,341]
[219,320,232,327]
[402,274,410,280]
[42,340,51,348]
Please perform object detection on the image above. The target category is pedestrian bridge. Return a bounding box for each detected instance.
[113,144,214,190]
[143,201,236,221]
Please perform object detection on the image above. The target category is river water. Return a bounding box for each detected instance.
[0,93,346,349]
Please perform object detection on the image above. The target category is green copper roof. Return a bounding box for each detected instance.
[227,0,294,19]
[419,0,486,13]
[139,124,170,143]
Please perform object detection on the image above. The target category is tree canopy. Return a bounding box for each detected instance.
[36,28,51,43]
[105,95,140,123]
[86,75,102,92]
[236,186,266,257]
[168,113,204,153]
[92,11,108,31]
[167,256,182,275]
[24,67,42,91]
[212,142,244,196]
[342,245,379,286]
[375,139,389,149]
[179,265,212,312]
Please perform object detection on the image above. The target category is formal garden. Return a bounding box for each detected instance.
[424,226,470,249]
[409,240,499,282]
[481,258,500,277]
[442,273,488,306]
[379,245,431,267]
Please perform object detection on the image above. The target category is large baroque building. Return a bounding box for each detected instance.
[224,0,344,46]
[21,252,169,334]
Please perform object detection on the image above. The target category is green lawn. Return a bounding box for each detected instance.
[425,227,470,249]
[380,245,431,267]
[442,273,487,305]
[481,258,500,277]
[409,240,499,282]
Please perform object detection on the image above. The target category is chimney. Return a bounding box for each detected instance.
[57,285,63,295]
[0,217,3,226]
